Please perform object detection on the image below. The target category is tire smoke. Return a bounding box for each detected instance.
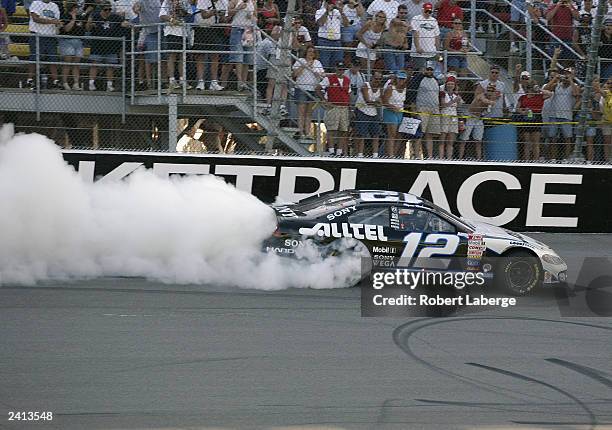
[0,125,360,289]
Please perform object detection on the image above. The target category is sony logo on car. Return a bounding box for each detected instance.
[326,206,357,221]
[298,223,388,241]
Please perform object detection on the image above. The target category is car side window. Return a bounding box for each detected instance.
[395,208,456,233]
[348,207,390,227]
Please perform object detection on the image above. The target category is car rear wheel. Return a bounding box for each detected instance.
[497,250,542,296]
[326,239,372,285]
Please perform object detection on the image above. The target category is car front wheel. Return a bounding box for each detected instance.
[497,250,542,296]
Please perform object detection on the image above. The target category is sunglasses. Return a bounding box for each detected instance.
[521,75,529,79]
[424,9,432,13]
[102,7,111,11]
[490,70,499,74]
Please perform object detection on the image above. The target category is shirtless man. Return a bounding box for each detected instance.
[381,10,410,72]
[457,83,497,159]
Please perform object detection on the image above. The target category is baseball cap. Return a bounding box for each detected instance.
[520,70,531,78]
[425,60,436,70]
[396,71,408,79]
[423,2,433,10]
[335,61,346,69]
[446,75,456,83]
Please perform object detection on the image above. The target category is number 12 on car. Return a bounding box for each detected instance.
[398,233,461,268]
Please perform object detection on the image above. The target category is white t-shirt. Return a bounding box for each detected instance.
[230,0,255,27]
[29,0,60,35]
[296,25,312,43]
[367,0,399,27]
[315,7,342,40]
[293,58,324,91]
[410,14,439,56]
[195,0,228,25]
[356,82,381,116]
[343,4,362,26]
[159,0,190,36]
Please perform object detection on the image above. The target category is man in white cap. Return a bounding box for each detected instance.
[410,2,440,70]
[415,60,441,158]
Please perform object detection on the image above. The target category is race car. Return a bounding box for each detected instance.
[264,189,568,295]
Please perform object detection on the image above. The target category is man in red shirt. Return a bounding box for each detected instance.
[435,0,463,39]
[545,0,579,60]
[316,61,352,156]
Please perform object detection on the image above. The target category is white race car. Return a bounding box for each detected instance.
[265,190,568,295]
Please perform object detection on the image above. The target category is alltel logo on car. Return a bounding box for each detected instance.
[299,223,389,241]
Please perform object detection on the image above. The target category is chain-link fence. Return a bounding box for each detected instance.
[1,0,611,162]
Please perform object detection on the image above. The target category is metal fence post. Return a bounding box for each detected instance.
[122,37,127,123]
[130,26,135,104]
[252,25,257,119]
[35,34,40,121]
[182,24,187,98]
[574,0,607,162]
[157,24,162,102]
[470,0,476,47]
[526,13,532,75]
[168,94,178,152]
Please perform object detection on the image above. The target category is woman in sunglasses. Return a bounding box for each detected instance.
[444,18,469,77]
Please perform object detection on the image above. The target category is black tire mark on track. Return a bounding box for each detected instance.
[392,317,612,416]
[466,362,597,429]
[546,358,612,389]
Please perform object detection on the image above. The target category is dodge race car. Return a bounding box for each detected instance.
[264,190,568,295]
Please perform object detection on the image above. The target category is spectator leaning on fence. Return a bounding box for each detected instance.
[160,0,191,90]
[291,16,312,52]
[26,0,62,90]
[59,2,85,90]
[355,10,385,69]
[516,81,552,160]
[133,0,161,90]
[317,61,351,156]
[414,61,441,158]
[439,74,463,159]
[354,69,383,157]
[262,25,289,116]
[581,77,602,162]
[410,2,439,70]
[293,45,325,139]
[600,77,612,162]
[542,67,580,160]
[315,0,347,70]
[459,82,497,159]
[474,64,506,120]
[193,0,228,91]
[87,1,129,92]
[382,70,407,157]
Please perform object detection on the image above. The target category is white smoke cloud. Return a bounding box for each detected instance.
[0,125,361,289]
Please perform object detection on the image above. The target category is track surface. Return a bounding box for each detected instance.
[1,234,612,430]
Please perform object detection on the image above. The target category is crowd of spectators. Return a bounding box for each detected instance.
[1,0,612,160]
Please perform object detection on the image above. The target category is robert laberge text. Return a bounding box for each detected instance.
[373,294,517,308]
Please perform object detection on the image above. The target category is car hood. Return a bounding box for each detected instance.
[469,220,549,250]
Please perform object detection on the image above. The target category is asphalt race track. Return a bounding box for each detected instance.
[1,233,612,430]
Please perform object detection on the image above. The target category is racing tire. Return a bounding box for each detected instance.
[496,250,542,296]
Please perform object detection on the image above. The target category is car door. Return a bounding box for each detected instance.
[392,206,468,270]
